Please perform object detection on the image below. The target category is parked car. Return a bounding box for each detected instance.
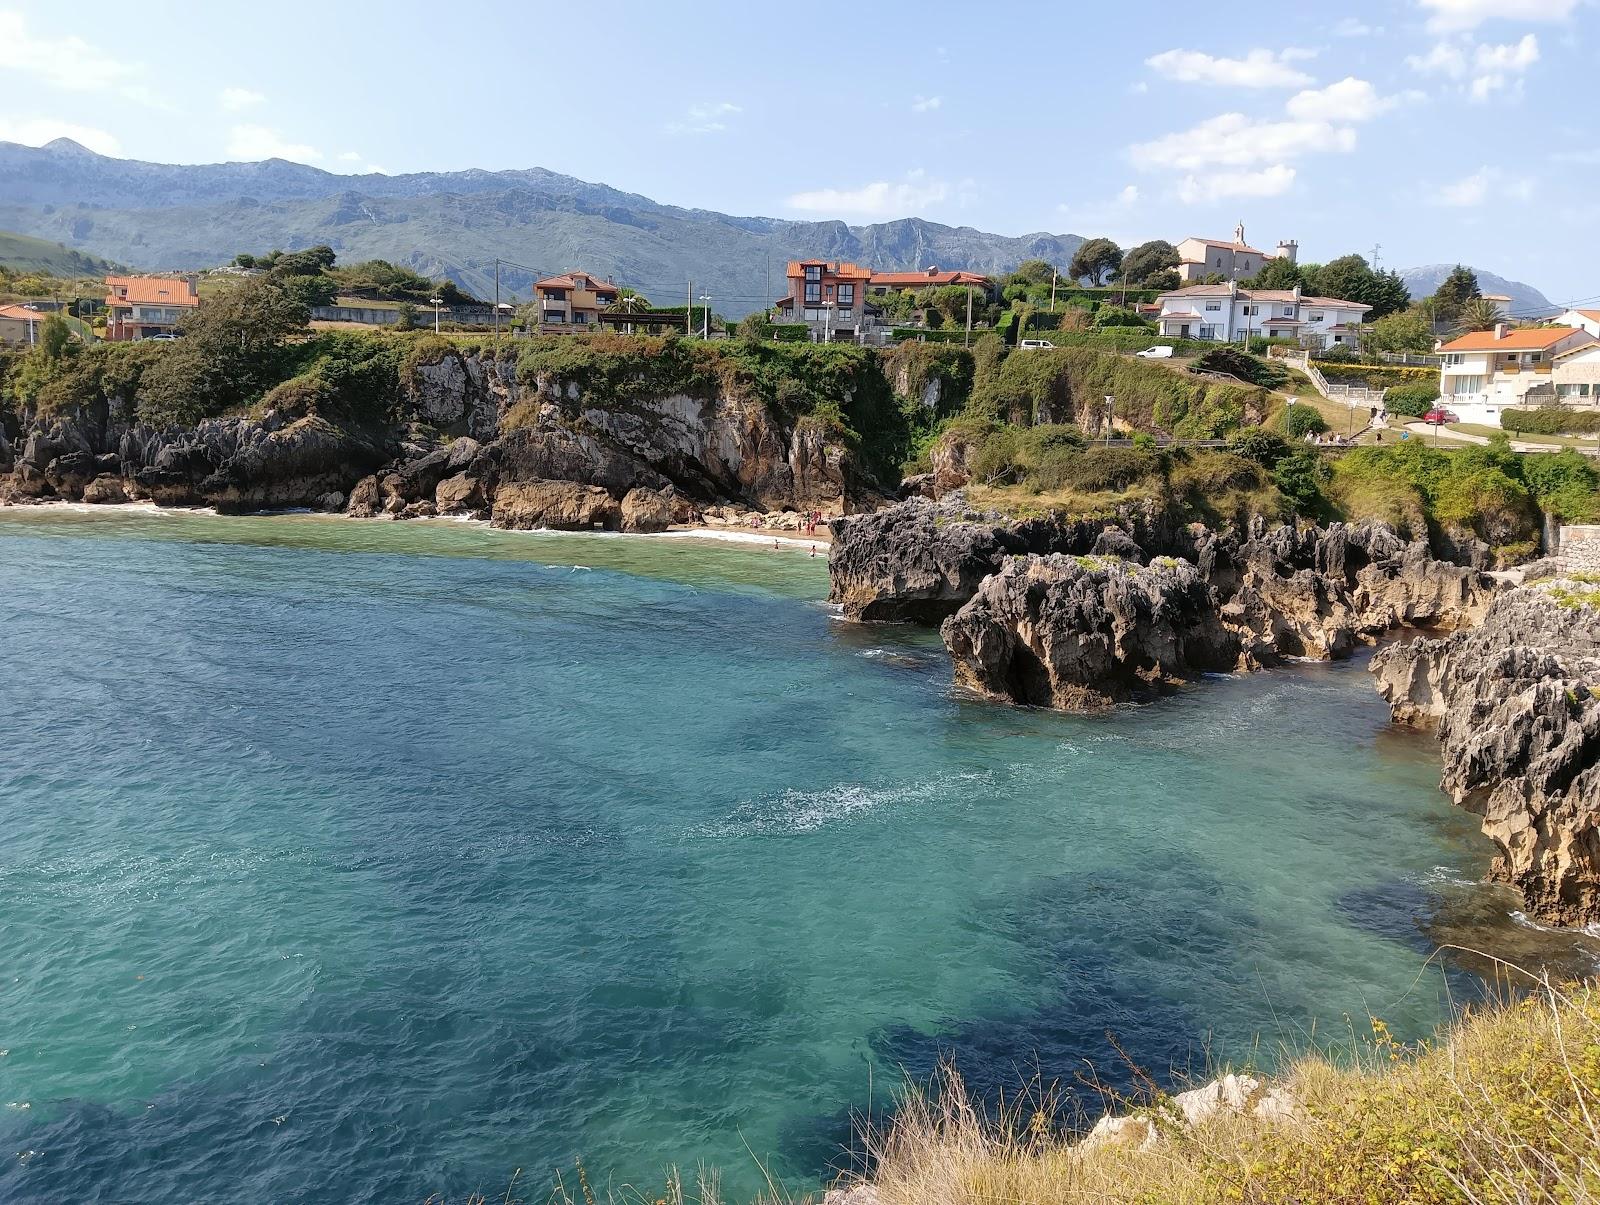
[145,332,180,341]
[1422,408,1459,425]
[1135,345,1175,359]
[1018,339,1055,350]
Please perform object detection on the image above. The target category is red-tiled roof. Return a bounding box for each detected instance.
[1440,326,1589,352]
[534,272,618,293]
[0,303,45,321]
[785,260,872,281]
[1571,308,1600,322]
[104,275,199,308]
[869,268,989,288]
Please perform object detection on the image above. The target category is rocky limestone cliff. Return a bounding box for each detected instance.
[0,349,880,525]
[1371,579,1600,927]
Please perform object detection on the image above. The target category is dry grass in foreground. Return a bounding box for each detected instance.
[851,978,1600,1205]
[434,977,1600,1205]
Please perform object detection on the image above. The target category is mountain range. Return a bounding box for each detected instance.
[0,139,1087,316]
[1397,265,1556,319]
[0,138,1557,320]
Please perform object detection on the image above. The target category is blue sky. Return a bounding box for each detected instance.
[0,0,1595,299]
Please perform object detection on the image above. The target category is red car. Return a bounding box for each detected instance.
[1422,408,1459,425]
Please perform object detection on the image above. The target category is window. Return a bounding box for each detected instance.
[837,283,854,306]
[1450,375,1484,395]
[804,265,821,282]
[838,308,853,319]
[545,312,566,323]
[1558,383,1594,399]
[1215,256,1224,267]
[804,281,821,304]
[1282,306,1294,317]
[1243,305,1259,316]
[1529,351,1543,362]
[1205,302,1221,312]
[1199,325,1219,340]
[1308,311,1324,322]
[1445,353,1464,366]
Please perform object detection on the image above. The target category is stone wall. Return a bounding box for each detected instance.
[1559,525,1600,571]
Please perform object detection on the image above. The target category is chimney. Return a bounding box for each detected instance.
[1494,322,1510,340]
[1228,279,1238,298]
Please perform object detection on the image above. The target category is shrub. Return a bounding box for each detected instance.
[1385,382,1440,418]
[1519,449,1600,521]
[1226,426,1291,467]
[1502,407,1600,435]
[1194,346,1287,389]
[1273,448,1331,514]
[1283,405,1328,439]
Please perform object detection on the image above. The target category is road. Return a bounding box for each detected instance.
[1400,422,1600,456]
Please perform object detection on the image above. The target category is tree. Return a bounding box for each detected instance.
[1366,310,1435,354]
[736,312,773,341]
[137,275,311,426]
[1009,259,1057,286]
[232,253,257,269]
[1249,258,1306,290]
[271,245,336,277]
[1119,240,1179,288]
[1312,255,1376,307]
[1069,237,1123,286]
[1456,296,1506,333]
[605,289,652,314]
[1429,265,1480,328]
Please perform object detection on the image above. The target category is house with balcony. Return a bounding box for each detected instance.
[104,275,199,341]
[1436,323,1595,426]
[1553,341,1600,411]
[532,272,620,334]
[1154,281,1370,349]
[1174,225,1298,283]
[773,261,882,342]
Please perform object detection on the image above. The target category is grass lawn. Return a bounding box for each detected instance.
[1450,422,1600,449]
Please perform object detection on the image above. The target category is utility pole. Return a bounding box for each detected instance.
[699,294,712,339]
[964,285,973,348]
[493,259,500,362]
[1370,242,1382,271]
[1050,270,1057,313]
[1104,395,1114,445]
[686,280,692,334]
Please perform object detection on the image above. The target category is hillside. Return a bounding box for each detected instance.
[0,139,1085,315]
[0,228,121,276]
[1399,263,1555,318]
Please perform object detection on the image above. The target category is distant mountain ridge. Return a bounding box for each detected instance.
[1398,264,1557,319]
[0,139,1087,315]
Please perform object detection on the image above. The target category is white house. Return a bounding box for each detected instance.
[1175,224,1298,283]
[1436,324,1595,426]
[1154,281,1370,349]
[1553,341,1600,410]
[1557,307,1600,338]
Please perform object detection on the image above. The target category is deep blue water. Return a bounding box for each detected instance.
[0,507,1593,1204]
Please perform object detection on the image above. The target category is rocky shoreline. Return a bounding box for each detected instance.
[828,497,1600,930]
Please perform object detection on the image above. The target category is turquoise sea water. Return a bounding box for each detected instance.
[1,506,1594,1204]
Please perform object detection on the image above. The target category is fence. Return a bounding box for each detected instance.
[1270,346,1387,406]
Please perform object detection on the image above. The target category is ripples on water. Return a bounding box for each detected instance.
[0,508,1594,1203]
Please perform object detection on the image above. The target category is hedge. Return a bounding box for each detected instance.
[1501,407,1600,435]
[1317,362,1439,390]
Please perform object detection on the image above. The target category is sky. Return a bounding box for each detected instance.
[0,0,1596,300]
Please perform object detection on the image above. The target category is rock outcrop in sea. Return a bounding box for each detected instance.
[1371,574,1600,927]
[830,498,1496,709]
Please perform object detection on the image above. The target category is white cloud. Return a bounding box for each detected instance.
[219,86,265,111]
[1178,164,1297,203]
[0,11,137,92]
[1145,47,1316,88]
[787,170,950,217]
[1334,17,1381,35]
[666,101,741,135]
[1118,184,1140,204]
[1130,112,1356,171]
[1285,77,1402,122]
[1419,0,1578,32]
[338,150,363,162]
[1437,167,1491,205]
[911,94,941,112]
[225,124,322,164]
[1407,34,1540,101]
[0,116,122,156]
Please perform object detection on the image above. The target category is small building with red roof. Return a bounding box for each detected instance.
[532,271,620,334]
[773,260,882,342]
[104,275,199,341]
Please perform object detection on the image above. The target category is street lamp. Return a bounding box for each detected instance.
[1104,394,1115,445]
[823,301,835,344]
[698,294,712,339]
[429,296,443,334]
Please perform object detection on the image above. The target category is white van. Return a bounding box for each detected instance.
[1135,345,1175,359]
[1019,339,1055,350]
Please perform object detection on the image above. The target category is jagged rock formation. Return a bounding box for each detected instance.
[830,499,1495,709]
[1372,579,1600,926]
[942,555,1238,709]
[0,350,881,524]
